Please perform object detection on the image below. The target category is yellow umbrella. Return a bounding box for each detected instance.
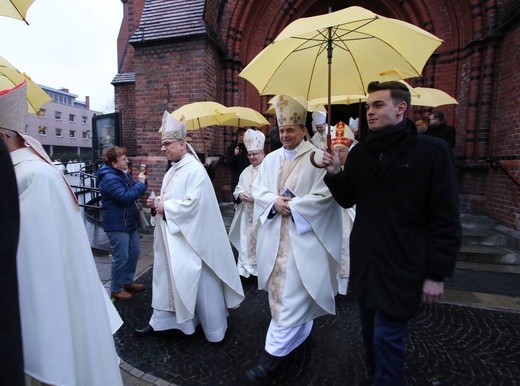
[222,106,270,127]
[239,6,442,166]
[170,101,237,153]
[239,6,442,101]
[408,87,458,107]
[310,83,457,109]
[170,101,236,131]
[0,0,35,24]
[0,55,51,113]
[308,94,366,112]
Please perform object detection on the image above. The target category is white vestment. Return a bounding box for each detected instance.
[311,132,327,150]
[252,141,342,329]
[338,207,356,295]
[11,147,123,386]
[228,164,260,277]
[150,154,244,342]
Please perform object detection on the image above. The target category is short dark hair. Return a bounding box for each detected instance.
[102,146,126,165]
[236,127,247,136]
[367,81,411,108]
[431,111,446,124]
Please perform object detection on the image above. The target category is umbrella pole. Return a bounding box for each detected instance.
[310,26,333,168]
[326,26,332,152]
[196,118,208,155]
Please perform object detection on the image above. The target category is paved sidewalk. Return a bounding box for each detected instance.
[94,204,520,386]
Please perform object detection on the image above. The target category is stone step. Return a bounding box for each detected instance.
[458,244,520,265]
[460,213,501,230]
[462,230,504,246]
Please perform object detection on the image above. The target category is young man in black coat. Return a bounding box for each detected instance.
[322,80,461,385]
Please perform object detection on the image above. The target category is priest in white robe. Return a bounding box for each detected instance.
[330,121,357,295]
[0,81,123,386]
[228,129,266,278]
[135,112,245,342]
[245,95,342,383]
[310,110,327,150]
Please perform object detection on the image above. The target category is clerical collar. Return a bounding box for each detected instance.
[173,153,190,163]
[283,141,305,161]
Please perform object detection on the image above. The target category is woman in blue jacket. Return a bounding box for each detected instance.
[98,146,147,300]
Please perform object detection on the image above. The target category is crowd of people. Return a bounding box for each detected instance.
[1,78,461,386]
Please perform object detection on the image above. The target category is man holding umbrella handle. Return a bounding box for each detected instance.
[322,80,461,385]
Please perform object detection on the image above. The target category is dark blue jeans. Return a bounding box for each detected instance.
[358,304,407,386]
[107,229,141,292]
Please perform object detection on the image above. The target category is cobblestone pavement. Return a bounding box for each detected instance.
[112,268,520,385]
[96,203,520,385]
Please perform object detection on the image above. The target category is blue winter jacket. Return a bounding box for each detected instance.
[97,165,147,232]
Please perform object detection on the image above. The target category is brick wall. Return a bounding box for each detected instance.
[115,0,520,228]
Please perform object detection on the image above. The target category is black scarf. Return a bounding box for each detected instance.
[364,119,410,155]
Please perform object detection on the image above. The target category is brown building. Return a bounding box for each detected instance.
[113,0,520,230]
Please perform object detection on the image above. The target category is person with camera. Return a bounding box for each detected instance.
[98,146,147,301]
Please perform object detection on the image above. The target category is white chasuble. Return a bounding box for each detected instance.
[252,141,343,327]
[229,164,260,277]
[151,154,244,340]
[12,147,123,386]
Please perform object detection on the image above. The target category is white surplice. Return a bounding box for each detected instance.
[11,147,123,386]
[228,164,260,277]
[150,154,244,342]
[252,141,342,328]
[338,207,356,295]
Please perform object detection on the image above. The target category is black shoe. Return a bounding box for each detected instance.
[134,324,155,337]
[245,354,284,384]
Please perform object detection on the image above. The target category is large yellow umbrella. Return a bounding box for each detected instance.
[170,101,236,131]
[0,0,35,24]
[170,101,237,153]
[222,106,270,127]
[239,6,442,165]
[0,55,51,113]
[239,6,442,101]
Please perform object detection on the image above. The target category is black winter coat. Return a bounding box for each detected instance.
[324,120,461,320]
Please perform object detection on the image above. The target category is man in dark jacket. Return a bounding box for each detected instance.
[322,81,461,385]
[426,110,456,148]
[225,127,250,201]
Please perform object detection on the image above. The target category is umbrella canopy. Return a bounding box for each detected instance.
[170,101,236,131]
[239,6,442,166]
[239,6,443,101]
[307,82,457,109]
[222,106,270,127]
[308,94,366,112]
[409,86,458,107]
[0,0,35,24]
[170,101,237,155]
[0,55,51,113]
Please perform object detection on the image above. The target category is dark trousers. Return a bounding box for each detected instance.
[358,303,407,386]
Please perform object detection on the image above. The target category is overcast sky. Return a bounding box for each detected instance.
[0,0,123,113]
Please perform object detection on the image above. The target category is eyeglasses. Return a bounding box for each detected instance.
[247,151,262,157]
[162,140,182,147]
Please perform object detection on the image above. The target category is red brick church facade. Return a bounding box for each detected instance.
[113,0,520,230]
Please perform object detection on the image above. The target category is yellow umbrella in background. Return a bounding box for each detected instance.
[170,101,237,154]
[170,101,236,131]
[308,94,366,112]
[0,0,36,24]
[408,86,458,107]
[0,55,51,113]
[223,106,270,127]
